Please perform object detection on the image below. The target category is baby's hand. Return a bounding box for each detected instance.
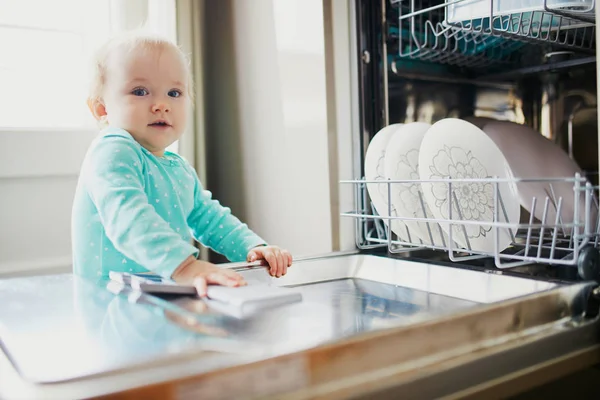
[171,256,246,297]
[247,245,293,278]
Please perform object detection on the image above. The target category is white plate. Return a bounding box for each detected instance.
[482,120,593,228]
[418,118,521,253]
[464,116,497,129]
[384,122,453,247]
[364,124,404,236]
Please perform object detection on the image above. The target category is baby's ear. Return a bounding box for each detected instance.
[87,97,107,122]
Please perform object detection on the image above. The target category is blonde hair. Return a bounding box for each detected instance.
[88,31,194,105]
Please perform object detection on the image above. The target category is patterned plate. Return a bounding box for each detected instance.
[418,118,521,253]
[384,122,454,248]
[364,124,405,238]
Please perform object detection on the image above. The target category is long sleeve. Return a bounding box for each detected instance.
[82,136,198,278]
[186,168,266,262]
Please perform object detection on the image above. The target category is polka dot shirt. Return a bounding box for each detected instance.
[72,128,266,279]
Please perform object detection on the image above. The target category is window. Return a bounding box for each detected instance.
[0,0,177,130]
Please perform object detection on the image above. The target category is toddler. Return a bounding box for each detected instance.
[72,32,292,296]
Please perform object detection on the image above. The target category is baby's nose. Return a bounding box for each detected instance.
[152,102,170,113]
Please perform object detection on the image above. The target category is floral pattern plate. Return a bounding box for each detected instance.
[418,118,521,253]
[384,122,454,247]
[364,124,405,238]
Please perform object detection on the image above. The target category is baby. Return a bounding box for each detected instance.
[72,32,292,296]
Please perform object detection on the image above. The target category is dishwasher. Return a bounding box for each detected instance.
[2,1,600,399]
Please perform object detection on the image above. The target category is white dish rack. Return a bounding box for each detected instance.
[446,0,595,24]
[341,174,600,276]
[393,0,596,68]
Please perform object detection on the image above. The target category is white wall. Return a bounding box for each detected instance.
[203,0,334,257]
[0,129,95,276]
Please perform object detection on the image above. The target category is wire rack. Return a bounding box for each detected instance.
[340,174,600,270]
[393,0,596,68]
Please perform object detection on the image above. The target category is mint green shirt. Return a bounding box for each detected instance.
[72,128,266,279]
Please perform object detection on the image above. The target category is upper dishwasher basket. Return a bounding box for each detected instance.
[391,0,596,68]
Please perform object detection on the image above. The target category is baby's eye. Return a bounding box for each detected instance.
[131,88,149,96]
[168,89,182,98]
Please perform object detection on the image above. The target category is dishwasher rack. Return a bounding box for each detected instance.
[391,0,596,68]
[340,174,600,278]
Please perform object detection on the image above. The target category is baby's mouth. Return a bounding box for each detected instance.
[149,121,171,128]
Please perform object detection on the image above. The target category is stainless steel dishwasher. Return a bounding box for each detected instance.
[1,1,600,399]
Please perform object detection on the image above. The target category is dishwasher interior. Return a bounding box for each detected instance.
[347,0,600,284]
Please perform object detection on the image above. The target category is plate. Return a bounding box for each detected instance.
[482,120,593,228]
[384,122,453,247]
[464,116,497,129]
[364,124,405,237]
[418,118,521,253]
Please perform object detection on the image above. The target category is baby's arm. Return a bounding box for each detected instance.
[185,167,266,262]
[184,166,292,276]
[84,137,199,278]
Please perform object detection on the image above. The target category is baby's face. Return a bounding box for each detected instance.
[102,46,190,156]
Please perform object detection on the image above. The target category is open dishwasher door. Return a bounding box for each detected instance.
[1,254,600,399]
